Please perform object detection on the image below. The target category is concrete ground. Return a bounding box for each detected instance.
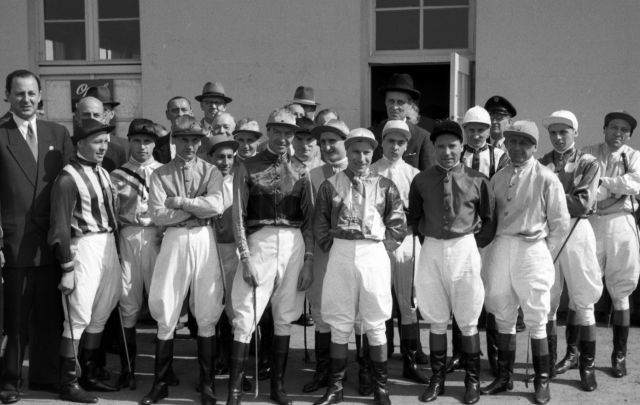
[14,321,640,404]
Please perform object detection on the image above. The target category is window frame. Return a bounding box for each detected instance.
[37,0,141,66]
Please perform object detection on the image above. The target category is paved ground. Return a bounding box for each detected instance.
[15,321,640,404]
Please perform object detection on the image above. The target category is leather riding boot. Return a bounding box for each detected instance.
[485,313,499,377]
[197,336,216,405]
[446,318,463,373]
[371,361,391,405]
[59,356,97,403]
[579,340,597,391]
[226,341,249,405]
[555,313,579,374]
[117,327,137,390]
[461,334,480,405]
[385,319,395,358]
[79,348,119,392]
[313,357,347,405]
[303,332,331,393]
[480,333,515,395]
[355,334,373,396]
[258,310,274,380]
[400,324,428,384]
[420,333,447,402]
[532,344,551,405]
[611,324,628,378]
[140,339,173,405]
[215,314,232,375]
[270,335,292,405]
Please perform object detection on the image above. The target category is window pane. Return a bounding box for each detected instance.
[44,22,86,60]
[423,8,468,49]
[44,0,84,20]
[376,10,420,50]
[423,0,468,6]
[99,21,140,59]
[98,0,139,18]
[377,0,419,8]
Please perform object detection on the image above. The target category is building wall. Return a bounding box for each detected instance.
[476,0,640,153]
[140,0,365,131]
[0,0,32,89]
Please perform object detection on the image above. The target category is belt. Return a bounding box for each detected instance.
[170,218,212,228]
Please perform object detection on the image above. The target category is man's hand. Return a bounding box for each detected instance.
[164,197,183,209]
[0,250,5,268]
[59,270,75,295]
[297,258,314,291]
[241,258,258,287]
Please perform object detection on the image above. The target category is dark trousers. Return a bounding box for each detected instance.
[1,266,63,388]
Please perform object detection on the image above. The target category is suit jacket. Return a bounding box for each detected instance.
[153,134,172,164]
[371,119,436,171]
[0,114,73,267]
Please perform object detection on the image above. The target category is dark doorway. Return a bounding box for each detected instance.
[370,64,450,129]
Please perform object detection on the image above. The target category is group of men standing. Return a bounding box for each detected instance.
[0,67,638,405]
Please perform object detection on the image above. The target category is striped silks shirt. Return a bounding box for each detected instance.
[111,157,163,227]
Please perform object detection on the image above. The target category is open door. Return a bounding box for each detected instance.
[449,52,471,123]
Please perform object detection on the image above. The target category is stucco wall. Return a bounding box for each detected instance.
[0,0,32,88]
[140,0,364,131]
[475,0,640,153]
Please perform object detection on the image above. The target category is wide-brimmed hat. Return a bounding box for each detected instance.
[543,110,578,130]
[266,109,299,131]
[233,118,262,140]
[127,118,159,138]
[195,81,232,103]
[430,120,464,143]
[172,116,207,137]
[504,120,539,145]
[291,86,320,106]
[378,73,421,100]
[345,128,378,150]
[484,95,517,117]
[311,119,349,140]
[86,86,120,108]
[208,134,239,155]
[73,118,114,144]
[382,120,411,141]
[604,110,637,133]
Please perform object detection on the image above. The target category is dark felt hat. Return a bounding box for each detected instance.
[195,81,232,103]
[484,95,517,117]
[604,110,637,133]
[430,120,464,143]
[127,118,159,138]
[73,118,114,144]
[86,86,120,108]
[378,73,421,100]
[295,117,315,135]
[291,86,320,106]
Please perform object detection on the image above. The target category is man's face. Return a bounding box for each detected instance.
[505,134,536,164]
[166,98,193,127]
[174,135,201,161]
[77,133,110,163]
[103,106,116,124]
[292,133,317,161]
[464,123,490,149]
[434,134,462,169]
[267,125,295,155]
[302,104,316,120]
[381,132,408,162]
[235,133,259,159]
[489,110,512,140]
[200,96,227,121]
[129,134,156,163]
[548,123,577,153]
[75,98,105,125]
[604,118,632,151]
[347,141,373,176]
[288,104,305,119]
[319,132,346,163]
[385,91,411,121]
[212,114,235,137]
[210,146,235,176]
[6,76,41,120]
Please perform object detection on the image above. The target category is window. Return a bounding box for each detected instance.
[375,0,470,51]
[42,0,140,62]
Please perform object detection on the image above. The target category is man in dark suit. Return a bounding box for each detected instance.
[0,69,73,403]
[371,73,436,171]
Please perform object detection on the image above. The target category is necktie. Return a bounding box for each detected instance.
[26,124,38,161]
[472,149,480,171]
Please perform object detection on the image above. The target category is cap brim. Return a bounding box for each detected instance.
[606,112,637,131]
[103,101,120,108]
[173,130,207,137]
[195,94,233,103]
[233,129,262,139]
[311,125,347,140]
[266,122,299,131]
[542,117,575,129]
[378,86,421,100]
[345,136,378,150]
[127,131,159,138]
[382,129,411,140]
[291,98,320,106]
[208,140,239,155]
[504,130,537,144]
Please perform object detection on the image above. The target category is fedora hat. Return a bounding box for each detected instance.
[86,86,120,108]
[291,86,320,106]
[172,116,207,137]
[73,118,114,144]
[311,119,349,140]
[195,81,232,103]
[295,117,315,135]
[127,118,159,138]
[378,73,421,100]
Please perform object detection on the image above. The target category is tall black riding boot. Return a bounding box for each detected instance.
[532,339,551,405]
[117,327,137,390]
[215,313,232,375]
[59,356,98,403]
[303,332,331,393]
[555,311,579,374]
[371,360,391,405]
[197,336,217,405]
[258,309,274,380]
[579,339,597,391]
[355,334,373,396]
[79,348,119,392]
[400,324,428,383]
[420,333,446,402]
[314,357,347,405]
[140,339,174,405]
[446,318,463,373]
[611,324,629,378]
[270,335,292,405]
[546,321,557,379]
[480,333,515,395]
[485,313,499,377]
[226,341,249,405]
[385,319,395,358]
[461,334,480,405]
